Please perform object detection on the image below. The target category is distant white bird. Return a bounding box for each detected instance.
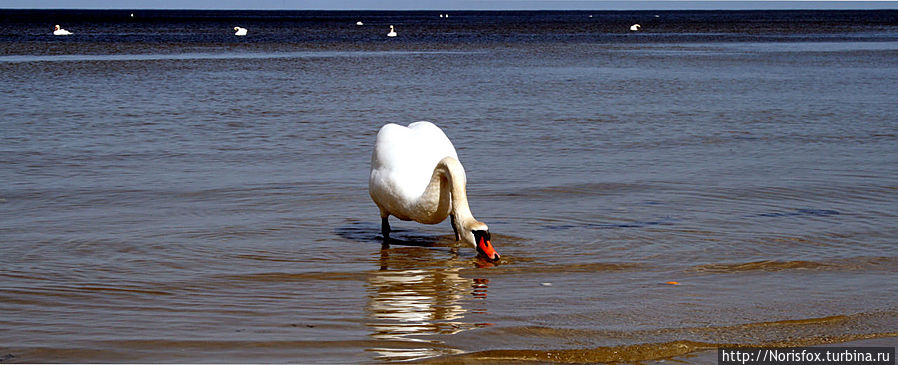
[234,26,247,36]
[439,14,444,18]
[356,21,364,26]
[369,122,500,261]
[630,24,641,31]
[387,25,397,37]
[53,25,72,36]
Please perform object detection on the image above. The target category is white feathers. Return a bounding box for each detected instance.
[370,122,459,208]
[53,25,72,36]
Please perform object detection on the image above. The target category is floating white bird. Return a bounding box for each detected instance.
[234,26,247,36]
[369,122,500,261]
[387,25,397,37]
[630,24,641,31]
[53,25,72,36]
[440,14,444,18]
[356,21,364,26]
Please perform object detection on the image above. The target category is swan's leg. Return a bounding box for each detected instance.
[450,214,460,241]
[381,216,391,241]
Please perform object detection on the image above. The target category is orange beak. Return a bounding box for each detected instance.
[477,236,500,261]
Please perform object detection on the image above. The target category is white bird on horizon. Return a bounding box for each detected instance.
[630,24,641,31]
[387,25,397,37]
[234,26,247,36]
[356,21,364,26]
[369,122,500,261]
[53,25,72,36]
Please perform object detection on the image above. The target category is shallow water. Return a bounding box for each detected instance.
[1,9,897,363]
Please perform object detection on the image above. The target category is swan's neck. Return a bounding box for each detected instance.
[425,156,475,225]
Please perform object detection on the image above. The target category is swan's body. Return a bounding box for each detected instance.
[369,122,499,261]
[387,25,397,37]
[234,27,247,36]
[356,21,364,26]
[53,25,72,36]
[630,24,641,31]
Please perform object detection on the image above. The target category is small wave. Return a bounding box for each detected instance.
[543,218,677,231]
[0,51,479,63]
[756,209,840,218]
[218,271,369,282]
[688,257,898,273]
[512,182,652,198]
[489,262,645,275]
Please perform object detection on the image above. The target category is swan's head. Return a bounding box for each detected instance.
[459,221,499,262]
[234,27,239,31]
[55,25,60,30]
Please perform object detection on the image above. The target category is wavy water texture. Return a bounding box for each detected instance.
[2,9,897,363]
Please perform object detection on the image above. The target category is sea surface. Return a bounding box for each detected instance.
[1,9,897,363]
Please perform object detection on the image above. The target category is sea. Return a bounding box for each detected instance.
[1,9,896,363]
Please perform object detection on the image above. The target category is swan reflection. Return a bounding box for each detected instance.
[365,247,491,361]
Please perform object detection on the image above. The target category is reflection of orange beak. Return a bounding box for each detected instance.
[477,236,500,261]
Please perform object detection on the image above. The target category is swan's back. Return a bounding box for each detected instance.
[370,122,460,206]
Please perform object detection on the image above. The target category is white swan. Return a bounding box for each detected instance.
[356,21,364,26]
[234,26,247,36]
[630,24,641,31]
[369,122,500,261]
[387,25,397,37]
[53,25,72,36]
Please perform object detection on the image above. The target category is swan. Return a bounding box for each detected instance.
[53,25,72,36]
[356,21,364,26]
[630,24,641,31]
[387,25,397,37]
[234,26,247,36]
[369,122,500,261]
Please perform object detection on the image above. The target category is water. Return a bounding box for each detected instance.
[1,9,897,363]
